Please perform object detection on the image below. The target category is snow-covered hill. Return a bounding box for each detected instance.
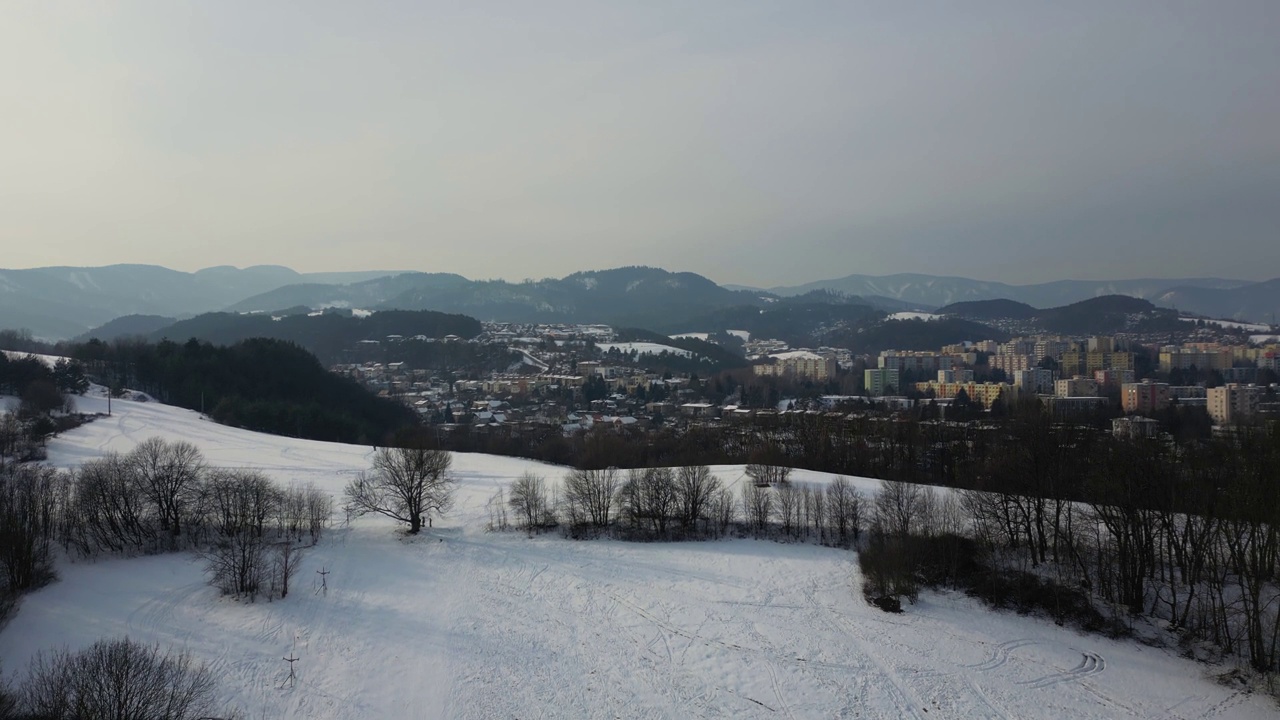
[0,395,1272,718]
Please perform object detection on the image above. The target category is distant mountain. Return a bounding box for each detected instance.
[76,314,178,342]
[1154,278,1280,325]
[230,266,767,329]
[762,273,1267,321]
[941,295,1185,335]
[1031,295,1182,335]
[0,264,401,340]
[937,299,1037,321]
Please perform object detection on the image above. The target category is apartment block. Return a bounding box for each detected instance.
[1055,376,1099,397]
[1013,368,1056,395]
[754,350,837,381]
[878,351,955,374]
[1207,384,1265,424]
[915,381,1012,409]
[864,368,900,397]
[1121,380,1171,414]
[991,354,1035,374]
[1094,368,1135,389]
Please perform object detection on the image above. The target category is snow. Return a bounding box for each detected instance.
[728,329,751,341]
[670,332,709,341]
[0,395,1274,718]
[769,350,826,361]
[1249,335,1280,345]
[2,349,67,367]
[597,342,693,358]
[889,312,943,322]
[1180,317,1271,332]
[351,309,373,318]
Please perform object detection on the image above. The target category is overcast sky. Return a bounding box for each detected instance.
[2,2,1277,287]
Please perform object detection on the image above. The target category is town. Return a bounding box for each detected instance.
[333,320,1280,443]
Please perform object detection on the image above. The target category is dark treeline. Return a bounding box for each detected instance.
[0,353,91,461]
[148,308,483,364]
[67,337,415,444]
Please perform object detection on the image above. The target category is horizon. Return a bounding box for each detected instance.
[0,260,1271,290]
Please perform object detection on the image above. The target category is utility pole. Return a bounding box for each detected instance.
[315,566,329,596]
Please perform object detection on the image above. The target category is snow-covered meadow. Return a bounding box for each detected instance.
[1,394,1273,718]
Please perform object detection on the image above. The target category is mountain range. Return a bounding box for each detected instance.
[734,273,1278,322]
[0,264,1276,340]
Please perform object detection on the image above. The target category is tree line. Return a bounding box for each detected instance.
[66,337,416,444]
[1,438,333,618]
[0,354,90,461]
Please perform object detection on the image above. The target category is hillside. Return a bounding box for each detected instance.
[0,396,1270,719]
[938,299,1037,320]
[670,301,884,348]
[831,317,1010,354]
[1030,295,1183,335]
[147,309,482,364]
[76,314,178,342]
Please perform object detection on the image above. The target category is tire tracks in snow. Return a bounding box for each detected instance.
[966,638,1038,672]
[800,580,929,720]
[1021,651,1107,689]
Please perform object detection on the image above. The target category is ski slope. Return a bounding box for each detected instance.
[1,394,1273,718]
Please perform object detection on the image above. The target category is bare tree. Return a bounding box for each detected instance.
[708,486,737,537]
[826,476,862,545]
[129,438,205,539]
[745,462,790,487]
[741,481,773,536]
[272,540,304,599]
[20,637,221,720]
[619,467,677,537]
[66,452,157,555]
[344,445,455,534]
[874,479,925,539]
[675,465,720,533]
[0,463,61,591]
[508,472,553,534]
[775,482,799,538]
[562,467,620,530]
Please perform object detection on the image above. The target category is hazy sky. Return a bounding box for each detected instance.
[3,2,1278,287]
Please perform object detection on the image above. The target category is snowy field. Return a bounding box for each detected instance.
[597,341,693,358]
[1,395,1275,718]
[1179,317,1271,332]
[889,312,942,322]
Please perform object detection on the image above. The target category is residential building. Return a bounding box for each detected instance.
[1121,380,1171,414]
[878,351,955,374]
[1112,416,1161,439]
[1055,376,1099,398]
[1060,349,1134,377]
[914,381,1012,409]
[864,368,900,397]
[754,350,837,381]
[1207,384,1264,424]
[991,354,1035,374]
[937,369,974,383]
[1159,348,1232,373]
[1013,368,1056,395]
[1094,368,1135,390]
